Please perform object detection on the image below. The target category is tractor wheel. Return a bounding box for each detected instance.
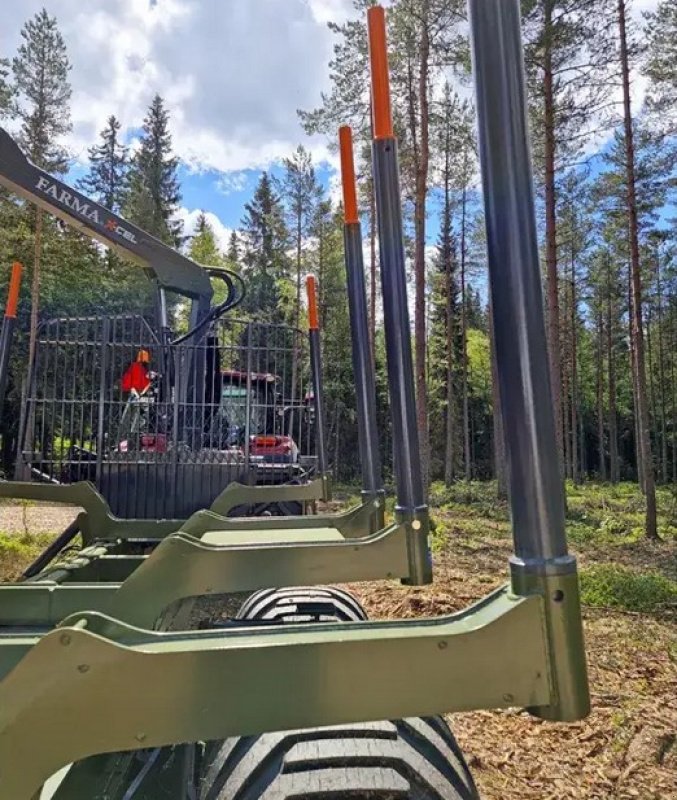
[199,587,480,800]
[227,500,304,518]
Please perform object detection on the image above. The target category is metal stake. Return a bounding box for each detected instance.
[338,126,384,526]
[305,275,330,500]
[0,262,22,414]
[468,0,589,720]
[367,6,430,583]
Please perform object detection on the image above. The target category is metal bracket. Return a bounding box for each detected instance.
[0,586,551,799]
[108,522,412,629]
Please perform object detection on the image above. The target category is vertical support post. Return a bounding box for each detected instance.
[367,6,431,584]
[243,322,253,473]
[305,275,331,500]
[0,262,22,414]
[468,0,589,721]
[95,317,110,479]
[339,126,384,529]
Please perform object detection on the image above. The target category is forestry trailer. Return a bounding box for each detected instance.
[0,2,589,798]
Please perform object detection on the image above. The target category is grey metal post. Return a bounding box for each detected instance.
[0,316,15,415]
[339,126,384,521]
[0,262,22,416]
[305,276,329,492]
[243,322,253,471]
[95,317,110,479]
[368,6,430,584]
[468,0,589,720]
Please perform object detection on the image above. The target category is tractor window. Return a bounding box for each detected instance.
[221,385,266,433]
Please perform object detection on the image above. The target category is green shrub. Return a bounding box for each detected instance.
[579,564,677,615]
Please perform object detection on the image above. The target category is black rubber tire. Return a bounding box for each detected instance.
[199,587,480,800]
[237,585,368,624]
[227,501,304,518]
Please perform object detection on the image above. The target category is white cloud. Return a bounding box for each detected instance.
[215,171,249,195]
[2,0,346,173]
[176,206,233,252]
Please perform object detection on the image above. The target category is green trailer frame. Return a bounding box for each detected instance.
[0,2,590,797]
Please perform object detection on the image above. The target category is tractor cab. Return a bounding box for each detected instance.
[212,369,300,464]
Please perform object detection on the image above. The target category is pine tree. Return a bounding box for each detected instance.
[0,58,12,115]
[643,0,677,131]
[12,9,72,363]
[279,145,320,331]
[522,0,616,471]
[617,0,657,537]
[126,94,182,246]
[12,9,72,172]
[77,115,129,212]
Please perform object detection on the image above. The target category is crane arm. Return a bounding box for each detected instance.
[0,126,213,304]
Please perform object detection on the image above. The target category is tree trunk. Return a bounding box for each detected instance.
[607,255,619,483]
[444,264,455,487]
[628,267,643,487]
[543,0,564,473]
[671,307,676,483]
[655,254,668,484]
[596,310,607,481]
[28,210,43,366]
[618,0,658,538]
[570,244,579,483]
[412,1,431,488]
[443,150,455,487]
[460,182,470,483]
[489,298,506,497]
[562,313,571,479]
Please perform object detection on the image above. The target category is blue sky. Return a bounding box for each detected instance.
[1,0,663,252]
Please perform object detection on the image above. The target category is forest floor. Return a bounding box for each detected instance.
[0,481,676,798]
[343,481,677,800]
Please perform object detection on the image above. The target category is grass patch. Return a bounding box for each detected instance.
[580,564,677,615]
[0,531,53,580]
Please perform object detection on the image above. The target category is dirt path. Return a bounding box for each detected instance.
[0,503,77,535]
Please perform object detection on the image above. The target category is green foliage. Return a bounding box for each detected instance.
[0,531,54,580]
[189,212,224,267]
[579,564,677,614]
[240,172,291,320]
[77,115,129,212]
[125,94,182,246]
[11,8,72,172]
[643,0,677,127]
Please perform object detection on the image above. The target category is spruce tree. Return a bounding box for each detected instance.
[77,115,129,212]
[226,230,240,268]
[189,212,223,266]
[240,172,291,319]
[12,8,72,361]
[126,94,182,246]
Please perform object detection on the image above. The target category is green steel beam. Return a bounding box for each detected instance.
[109,522,412,629]
[0,585,118,627]
[180,495,383,538]
[0,586,554,799]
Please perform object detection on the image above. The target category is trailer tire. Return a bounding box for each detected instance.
[199,587,480,800]
[227,500,304,518]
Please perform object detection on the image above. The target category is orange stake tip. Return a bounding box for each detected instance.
[306,274,319,331]
[367,5,393,140]
[339,126,359,224]
[5,262,23,319]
